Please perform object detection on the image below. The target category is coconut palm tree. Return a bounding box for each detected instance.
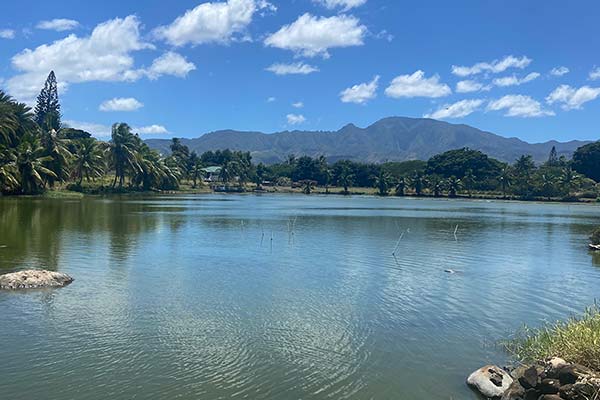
[0,145,19,193]
[411,171,426,196]
[219,160,238,184]
[498,167,512,198]
[374,170,392,196]
[108,123,139,188]
[560,166,580,197]
[395,176,406,196]
[71,138,105,186]
[337,165,354,195]
[447,176,461,198]
[15,133,57,194]
[42,128,72,185]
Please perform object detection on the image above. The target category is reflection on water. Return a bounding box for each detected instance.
[0,195,599,399]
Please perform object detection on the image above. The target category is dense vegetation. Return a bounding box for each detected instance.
[505,306,600,371]
[1,71,599,200]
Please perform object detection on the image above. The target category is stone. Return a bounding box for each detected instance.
[538,395,562,400]
[558,365,580,385]
[548,357,567,369]
[518,366,539,389]
[0,269,73,290]
[467,365,514,398]
[539,378,560,394]
[500,381,525,400]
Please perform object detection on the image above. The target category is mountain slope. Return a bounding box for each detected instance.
[145,117,590,164]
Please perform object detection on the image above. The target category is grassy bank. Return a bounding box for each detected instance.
[504,306,600,371]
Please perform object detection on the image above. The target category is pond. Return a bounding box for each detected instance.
[1,194,599,399]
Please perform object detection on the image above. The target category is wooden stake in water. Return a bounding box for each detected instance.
[392,230,406,256]
[453,224,459,241]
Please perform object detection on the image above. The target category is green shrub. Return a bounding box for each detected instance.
[504,306,600,371]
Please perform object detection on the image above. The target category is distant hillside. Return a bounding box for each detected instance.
[145,117,590,164]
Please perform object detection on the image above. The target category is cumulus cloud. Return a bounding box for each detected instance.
[99,97,144,112]
[145,52,196,79]
[0,29,16,39]
[154,0,274,46]
[493,72,540,87]
[550,66,569,77]
[7,16,153,102]
[385,70,451,98]
[265,62,319,75]
[136,125,170,134]
[36,19,80,32]
[451,55,531,77]
[286,114,306,125]
[589,67,600,81]
[314,0,367,11]
[264,13,366,58]
[424,99,484,119]
[487,95,554,118]
[340,75,379,104]
[456,80,490,93]
[546,84,600,110]
[292,101,304,108]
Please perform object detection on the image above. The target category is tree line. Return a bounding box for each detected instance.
[1,71,599,200]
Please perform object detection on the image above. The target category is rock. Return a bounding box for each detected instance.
[538,395,561,400]
[500,381,525,400]
[559,384,574,398]
[548,357,567,369]
[0,270,73,290]
[518,366,539,389]
[467,365,514,398]
[558,365,580,385]
[539,378,560,394]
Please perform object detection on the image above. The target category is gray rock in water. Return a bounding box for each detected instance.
[467,365,514,398]
[0,270,73,290]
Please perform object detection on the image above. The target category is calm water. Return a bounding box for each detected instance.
[1,194,599,399]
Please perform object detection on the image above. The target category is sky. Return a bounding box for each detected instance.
[1,0,599,143]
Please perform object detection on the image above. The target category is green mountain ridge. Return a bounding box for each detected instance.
[145,117,591,164]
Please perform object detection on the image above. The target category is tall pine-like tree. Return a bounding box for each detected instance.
[34,71,61,130]
[547,145,558,166]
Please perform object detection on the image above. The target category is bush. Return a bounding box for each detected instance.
[591,228,600,245]
[504,306,600,371]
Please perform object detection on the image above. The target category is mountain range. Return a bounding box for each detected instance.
[145,117,591,164]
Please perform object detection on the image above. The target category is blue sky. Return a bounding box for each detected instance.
[1,0,599,143]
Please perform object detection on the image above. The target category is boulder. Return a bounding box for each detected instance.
[0,270,73,290]
[518,366,539,389]
[539,378,560,394]
[467,365,514,398]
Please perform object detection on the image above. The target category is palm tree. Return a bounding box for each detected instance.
[71,138,105,186]
[430,176,443,197]
[375,170,392,196]
[15,133,57,194]
[0,145,19,193]
[540,174,557,200]
[108,123,139,188]
[219,160,238,184]
[337,165,354,195]
[560,167,580,197]
[411,171,426,196]
[447,177,461,198]
[498,167,512,199]
[395,176,406,196]
[42,128,72,185]
[463,169,475,197]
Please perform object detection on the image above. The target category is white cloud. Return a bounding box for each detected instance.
[385,70,451,98]
[36,19,80,32]
[64,120,112,137]
[456,80,490,93]
[424,99,484,119]
[292,101,304,108]
[7,16,153,102]
[314,0,367,11]
[487,95,554,118]
[286,114,306,125]
[340,75,379,104]
[267,96,276,102]
[493,72,540,87]
[136,125,170,134]
[99,97,144,112]
[589,67,600,81]
[546,84,600,110]
[264,13,366,58]
[265,62,319,75]
[0,29,16,39]
[550,66,569,77]
[154,0,274,46]
[451,55,532,77]
[146,52,196,79]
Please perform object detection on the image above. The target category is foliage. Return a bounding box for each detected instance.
[426,148,504,190]
[34,71,61,131]
[572,141,600,182]
[504,306,600,371]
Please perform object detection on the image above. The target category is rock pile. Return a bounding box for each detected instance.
[468,358,600,400]
[0,269,74,290]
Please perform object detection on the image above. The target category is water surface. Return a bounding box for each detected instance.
[1,194,599,399]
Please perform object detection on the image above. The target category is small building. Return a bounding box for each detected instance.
[201,166,222,182]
